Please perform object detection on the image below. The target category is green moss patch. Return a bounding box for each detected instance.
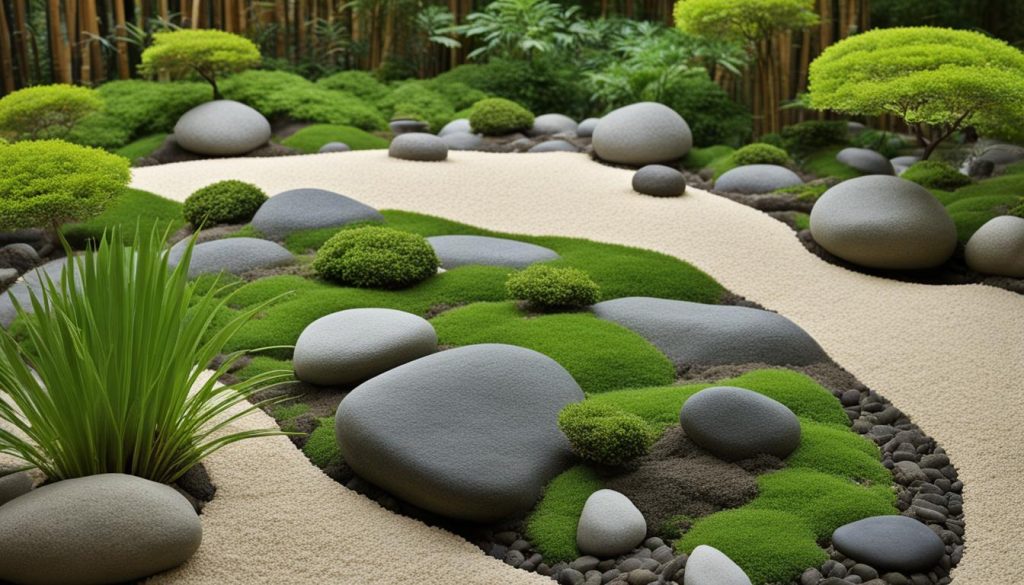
[62,188,184,248]
[682,145,734,172]
[525,465,603,563]
[280,124,389,154]
[303,417,343,468]
[114,133,167,162]
[801,146,864,181]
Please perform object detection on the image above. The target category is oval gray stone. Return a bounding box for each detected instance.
[441,131,484,151]
[632,165,687,197]
[832,515,944,573]
[251,188,384,240]
[438,118,471,137]
[576,489,647,558]
[0,473,202,585]
[977,143,1024,166]
[965,215,1024,278]
[591,297,827,367]
[168,237,294,278]
[593,102,692,166]
[679,386,801,461]
[427,235,559,269]
[810,175,957,270]
[335,344,584,522]
[319,141,351,153]
[576,118,599,138]
[528,139,580,153]
[174,100,271,156]
[837,147,895,175]
[529,114,578,137]
[715,164,803,194]
[684,545,752,585]
[388,132,448,162]
[0,257,69,328]
[293,308,437,386]
[0,470,33,507]
[890,155,920,176]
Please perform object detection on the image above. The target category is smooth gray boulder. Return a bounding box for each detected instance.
[389,119,429,135]
[891,155,920,176]
[335,344,584,522]
[846,121,867,137]
[592,297,827,367]
[832,515,944,573]
[680,386,801,461]
[0,242,40,272]
[174,100,271,156]
[529,114,578,137]
[810,175,957,270]
[632,165,687,197]
[592,102,692,166]
[293,308,437,386]
[576,489,647,557]
[684,545,752,585]
[976,143,1024,167]
[441,131,484,151]
[528,139,580,153]
[428,235,559,269]
[965,215,1024,278]
[576,117,599,138]
[319,141,351,153]
[714,164,803,194]
[837,147,895,175]
[168,237,294,278]
[388,132,448,161]
[251,188,383,240]
[438,118,471,137]
[0,257,69,328]
[0,470,33,507]
[0,473,202,585]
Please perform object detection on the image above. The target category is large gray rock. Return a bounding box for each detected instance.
[965,215,1024,278]
[388,132,448,162]
[0,243,40,272]
[810,175,957,270]
[576,489,646,557]
[441,131,484,151]
[632,165,687,197]
[438,118,471,137]
[168,237,294,279]
[591,297,827,367]
[976,143,1024,167]
[319,142,351,153]
[528,139,580,153]
[251,188,383,240]
[684,545,752,585]
[836,147,895,175]
[0,257,69,328]
[0,470,33,507]
[174,100,271,156]
[293,308,437,386]
[592,102,692,166]
[0,473,202,585]
[832,515,944,573]
[529,114,578,137]
[576,118,599,138]
[335,344,584,522]
[891,155,920,176]
[427,235,559,269]
[679,386,801,461]
[714,164,803,194]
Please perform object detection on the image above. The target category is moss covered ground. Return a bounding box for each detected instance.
[279,124,390,153]
[62,188,185,248]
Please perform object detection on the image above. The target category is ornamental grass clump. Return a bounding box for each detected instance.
[0,228,291,483]
[558,401,657,466]
[506,265,600,310]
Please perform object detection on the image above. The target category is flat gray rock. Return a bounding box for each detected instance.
[528,139,580,153]
[576,117,599,138]
[810,175,957,269]
[591,297,827,367]
[680,386,801,461]
[427,235,559,269]
[335,344,584,522]
[633,165,686,197]
[168,237,294,278]
[977,143,1024,166]
[174,100,271,156]
[0,474,202,585]
[319,142,351,153]
[576,489,647,557]
[965,215,1024,278]
[593,102,692,166]
[293,308,437,386]
[684,545,752,585]
[836,147,895,175]
[438,118,471,137]
[0,257,69,328]
[388,132,448,162]
[832,515,945,573]
[0,470,33,507]
[715,164,803,194]
[251,188,383,240]
[529,114,578,137]
[441,131,484,151]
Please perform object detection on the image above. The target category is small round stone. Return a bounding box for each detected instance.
[964,215,1024,277]
[832,515,945,574]
[319,142,351,153]
[576,118,599,138]
[632,165,687,197]
[528,140,580,153]
[836,147,896,175]
[714,164,803,194]
[576,489,647,558]
[388,133,448,162]
[679,386,801,461]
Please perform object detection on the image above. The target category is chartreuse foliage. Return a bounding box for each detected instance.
[280,124,389,153]
[469,97,534,135]
[140,29,261,99]
[558,402,658,466]
[0,84,103,141]
[506,265,601,310]
[0,229,291,483]
[184,180,267,227]
[61,188,184,248]
[674,0,819,43]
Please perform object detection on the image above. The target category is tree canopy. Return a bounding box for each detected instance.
[673,0,819,44]
[140,29,261,100]
[808,27,1024,158]
[0,84,102,141]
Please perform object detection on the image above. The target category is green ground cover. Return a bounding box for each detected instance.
[280,124,390,153]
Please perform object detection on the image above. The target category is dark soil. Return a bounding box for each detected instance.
[135,135,302,167]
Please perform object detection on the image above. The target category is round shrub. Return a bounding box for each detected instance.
[469,98,535,136]
[183,180,267,227]
[506,265,600,310]
[0,84,103,141]
[313,226,439,289]
[379,82,456,132]
[733,143,791,166]
[558,401,657,466]
[901,160,971,191]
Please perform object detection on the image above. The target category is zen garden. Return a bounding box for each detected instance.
[0,0,1022,584]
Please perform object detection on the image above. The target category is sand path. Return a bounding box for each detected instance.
[131,151,1024,584]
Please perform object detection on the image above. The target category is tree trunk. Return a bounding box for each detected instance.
[0,0,15,92]
[114,0,129,78]
[12,0,30,86]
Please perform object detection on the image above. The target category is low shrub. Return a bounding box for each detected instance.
[424,80,489,111]
[313,226,439,289]
[183,180,267,227]
[732,143,791,166]
[435,58,589,119]
[781,120,848,156]
[558,401,657,466]
[469,98,534,135]
[506,265,600,310]
[659,74,752,148]
[379,82,456,132]
[0,84,103,141]
[316,70,390,102]
[902,160,972,190]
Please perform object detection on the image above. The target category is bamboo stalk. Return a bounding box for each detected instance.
[0,0,15,92]
[159,0,167,22]
[114,0,130,77]
[190,0,200,28]
[84,0,102,82]
[46,0,71,83]
[274,0,285,58]
[12,0,30,85]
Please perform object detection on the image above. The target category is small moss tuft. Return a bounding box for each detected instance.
[183,180,267,227]
[506,265,600,310]
[558,402,658,466]
[313,226,439,289]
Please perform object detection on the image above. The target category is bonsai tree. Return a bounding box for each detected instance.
[674,0,818,134]
[0,84,102,141]
[140,29,261,100]
[808,27,1024,159]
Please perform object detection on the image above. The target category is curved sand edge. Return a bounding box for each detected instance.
[125,150,1021,584]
